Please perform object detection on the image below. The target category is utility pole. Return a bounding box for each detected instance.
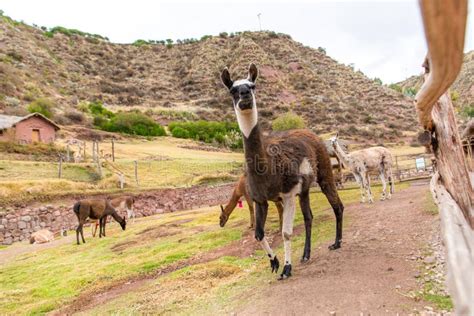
[257,13,262,31]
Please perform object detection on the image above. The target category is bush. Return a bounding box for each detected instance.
[97,112,166,136]
[168,121,241,147]
[88,101,114,118]
[171,126,190,138]
[133,39,149,47]
[461,104,474,118]
[373,77,383,85]
[403,87,418,98]
[64,110,85,123]
[388,83,402,93]
[450,90,460,102]
[27,98,54,118]
[219,32,228,38]
[272,112,306,131]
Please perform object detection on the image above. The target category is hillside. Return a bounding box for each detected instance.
[398,51,474,123]
[0,15,419,142]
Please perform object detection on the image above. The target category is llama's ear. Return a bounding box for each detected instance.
[248,63,258,83]
[221,68,233,90]
[220,205,224,213]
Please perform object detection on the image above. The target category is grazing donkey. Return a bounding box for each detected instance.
[73,199,126,245]
[330,133,394,203]
[220,174,284,231]
[110,195,136,223]
[221,64,344,279]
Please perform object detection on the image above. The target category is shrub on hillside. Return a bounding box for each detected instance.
[461,104,474,118]
[27,98,54,118]
[64,110,85,123]
[168,121,241,148]
[272,112,306,131]
[97,112,166,136]
[388,83,402,93]
[88,101,114,118]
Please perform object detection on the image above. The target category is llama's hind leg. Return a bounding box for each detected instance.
[319,179,344,250]
[354,173,365,203]
[379,170,387,201]
[299,190,313,262]
[387,167,394,197]
[255,201,279,274]
[244,191,255,228]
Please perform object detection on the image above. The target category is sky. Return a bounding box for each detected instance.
[1,0,473,84]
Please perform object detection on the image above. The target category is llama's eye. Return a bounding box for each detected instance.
[249,85,256,90]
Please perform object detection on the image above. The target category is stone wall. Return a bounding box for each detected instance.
[0,183,234,245]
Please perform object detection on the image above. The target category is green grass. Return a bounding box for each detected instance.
[0,185,385,315]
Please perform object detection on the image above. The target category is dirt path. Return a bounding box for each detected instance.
[235,182,436,315]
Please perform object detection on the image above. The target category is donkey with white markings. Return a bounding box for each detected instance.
[221,64,344,279]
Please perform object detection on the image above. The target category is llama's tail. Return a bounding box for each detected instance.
[73,201,81,216]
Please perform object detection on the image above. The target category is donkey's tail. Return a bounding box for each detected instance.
[73,201,81,216]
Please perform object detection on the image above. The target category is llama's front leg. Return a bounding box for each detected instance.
[279,193,296,280]
[76,224,83,245]
[365,174,374,203]
[255,201,279,273]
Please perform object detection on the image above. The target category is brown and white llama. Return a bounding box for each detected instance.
[330,133,394,203]
[29,229,55,244]
[73,199,126,245]
[110,195,136,223]
[219,174,284,230]
[221,64,344,279]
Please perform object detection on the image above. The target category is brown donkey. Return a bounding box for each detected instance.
[73,199,126,245]
[220,174,283,231]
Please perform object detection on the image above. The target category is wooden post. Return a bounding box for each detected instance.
[111,138,115,162]
[66,145,70,162]
[119,173,124,189]
[96,142,102,178]
[58,156,63,179]
[134,160,139,186]
[395,155,401,181]
[416,1,472,313]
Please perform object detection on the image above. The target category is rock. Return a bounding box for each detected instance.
[21,216,32,222]
[18,221,27,229]
[53,211,61,216]
[3,237,13,245]
[424,256,436,264]
[424,306,433,311]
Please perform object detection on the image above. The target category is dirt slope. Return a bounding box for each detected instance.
[235,182,437,315]
[0,15,418,142]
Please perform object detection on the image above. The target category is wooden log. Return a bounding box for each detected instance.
[430,173,473,314]
[416,0,467,131]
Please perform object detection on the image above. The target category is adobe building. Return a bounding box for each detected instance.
[0,113,60,144]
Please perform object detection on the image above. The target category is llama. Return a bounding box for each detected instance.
[29,229,54,244]
[220,174,284,231]
[330,133,394,203]
[221,64,344,279]
[110,195,136,223]
[73,199,126,245]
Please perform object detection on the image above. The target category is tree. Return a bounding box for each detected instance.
[27,98,54,118]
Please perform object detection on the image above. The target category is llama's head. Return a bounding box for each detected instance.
[329,132,339,148]
[221,64,259,137]
[120,216,127,230]
[219,205,229,227]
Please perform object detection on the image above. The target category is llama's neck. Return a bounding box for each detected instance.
[234,97,258,138]
[110,209,123,223]
[243,124,268,177]
[333,141,352,169]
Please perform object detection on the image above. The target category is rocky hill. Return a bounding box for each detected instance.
[398,51,474,124]
[0,14,419,142]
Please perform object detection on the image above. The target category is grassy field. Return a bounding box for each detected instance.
[0,135,424,205]
[0,184,410,315]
